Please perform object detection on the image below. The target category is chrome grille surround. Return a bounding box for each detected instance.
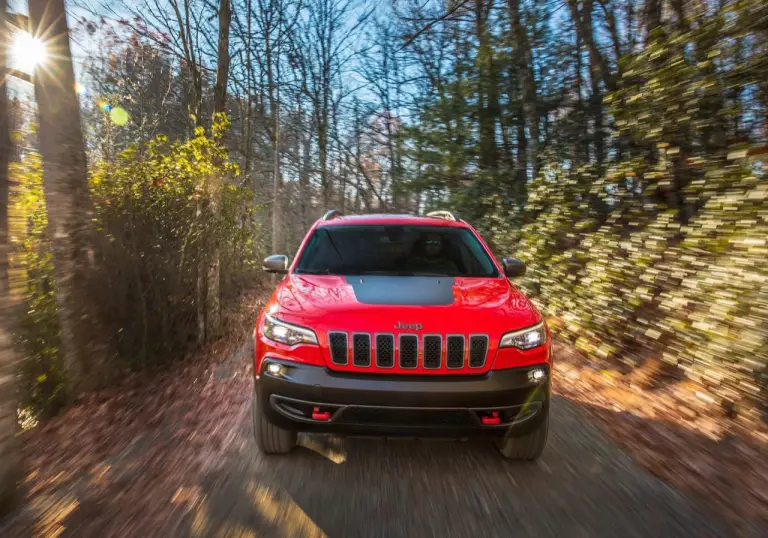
[468,334,490,369]
[374,333,395,368]
[328,331,349,365]
[422,334,442,369]
[398,333,419,369]
[352,332,372,367]
[446,334,466,369]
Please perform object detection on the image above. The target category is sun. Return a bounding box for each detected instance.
[10,31,48,73]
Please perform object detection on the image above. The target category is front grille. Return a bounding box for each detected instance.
[353,333,371,367]
[446,335,465,368]
[399,334,418,368]
[339,407,476,427]
[328,332,348,365]
[375,334,395,368]
[469,335,489,368]
[423,335,442,369]
[328,331,489,371]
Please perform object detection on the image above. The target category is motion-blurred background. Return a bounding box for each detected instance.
[1,0,767,536]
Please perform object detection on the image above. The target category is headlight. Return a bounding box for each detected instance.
[499,321,547,350]
[262,314,318,346]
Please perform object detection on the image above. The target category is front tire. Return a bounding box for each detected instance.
[497,409,549,460]
[252,393,297,455]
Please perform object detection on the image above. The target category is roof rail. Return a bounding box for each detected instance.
[321,209,344,221]
[425,210,458,222]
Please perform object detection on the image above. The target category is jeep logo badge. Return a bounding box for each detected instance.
[394,321,423,331]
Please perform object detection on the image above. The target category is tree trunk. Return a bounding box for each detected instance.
[571,0,616,92]
[568,0,605,168]
[508,0,540,180]
[516,105,528,189]
[271,100,282,253]
[265,28,284,253]
[0,1,21,512]
[168,0,203,128]
[30,0,116,399]
[571,7,589,164]
[213,0,232,117]
[299,99,313,231]
[692,0,726,153]
[474,0,499,170]
[597,0,623,62]
[206,0,232,340]
[319,117,330,208]
[645,0,662,39]
[670,0,690,33]
[331,104,345,212]
[353,108,365,210]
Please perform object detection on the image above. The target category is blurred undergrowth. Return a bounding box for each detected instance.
[489,16,768,418]
[11,117,259,419]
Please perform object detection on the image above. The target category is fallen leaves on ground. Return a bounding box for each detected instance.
[553,339,768,537]
[0,290,266,537]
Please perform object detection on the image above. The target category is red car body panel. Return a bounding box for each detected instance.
[254,215,551,377]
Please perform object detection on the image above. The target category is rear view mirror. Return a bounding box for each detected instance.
[502,257,526,278]
[263,254,289,274]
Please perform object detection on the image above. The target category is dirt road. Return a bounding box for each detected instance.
[0,340,741,538]
[183,396,729,538]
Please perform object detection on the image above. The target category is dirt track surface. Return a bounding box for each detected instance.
[0,338,748,538]
[186,396,731,538]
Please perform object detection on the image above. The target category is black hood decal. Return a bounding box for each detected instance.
[345,276,455,306]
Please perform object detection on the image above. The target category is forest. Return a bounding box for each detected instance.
[1,0,767,532]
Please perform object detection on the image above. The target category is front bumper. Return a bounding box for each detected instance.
[255,358,550,438]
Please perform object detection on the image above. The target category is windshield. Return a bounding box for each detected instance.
[294,225,500,277]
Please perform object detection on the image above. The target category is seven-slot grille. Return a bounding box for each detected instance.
[327,332,489,371]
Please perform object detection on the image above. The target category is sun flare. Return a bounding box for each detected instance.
[10,31,48,73]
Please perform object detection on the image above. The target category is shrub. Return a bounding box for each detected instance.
[12,117,258,417]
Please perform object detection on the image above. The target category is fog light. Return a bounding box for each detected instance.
[266,363,283,375]
[528,368,547,383]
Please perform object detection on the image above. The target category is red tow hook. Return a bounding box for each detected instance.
[481,411,501,425]
[312,407,332,421]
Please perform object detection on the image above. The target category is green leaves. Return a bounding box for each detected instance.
[503,138,767,409]
[13,116,258,419]
[10,153,65,418]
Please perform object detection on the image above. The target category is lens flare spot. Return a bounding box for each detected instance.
[109,107,129,126]
[10,32,47,73]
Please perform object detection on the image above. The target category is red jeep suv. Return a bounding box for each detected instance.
[253,211,551,460]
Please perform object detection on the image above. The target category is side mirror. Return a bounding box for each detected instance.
[263,254,289,274]
[502,257,526,278]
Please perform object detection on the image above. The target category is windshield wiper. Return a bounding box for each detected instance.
[322,229,344,262]
[346,270,400,275]
[295,268,334,275]
[346,270,452,277]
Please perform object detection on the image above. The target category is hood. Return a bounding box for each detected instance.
[269,274,540,336]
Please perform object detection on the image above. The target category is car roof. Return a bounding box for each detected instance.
[315,213,470,228]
